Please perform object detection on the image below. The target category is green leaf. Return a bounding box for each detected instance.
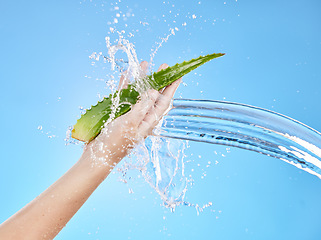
[72,53,225,142]
[148,53,225,90]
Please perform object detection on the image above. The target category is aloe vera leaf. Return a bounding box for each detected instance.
[72,53,225,142]
[71,85,139,142]
[147,53,225,90]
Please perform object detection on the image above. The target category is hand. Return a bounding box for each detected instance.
[0,61,181,240]
[84,61,182,165]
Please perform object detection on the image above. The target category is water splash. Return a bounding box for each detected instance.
[80,33,190,209]
[149,28,177,72]
[132,136,188,209]
[157,99,321,179]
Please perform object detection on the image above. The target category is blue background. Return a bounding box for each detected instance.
[1,0,321,239]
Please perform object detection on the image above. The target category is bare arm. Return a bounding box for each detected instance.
[0,62,181,240]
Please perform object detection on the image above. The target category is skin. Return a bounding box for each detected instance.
[0,61,181,240]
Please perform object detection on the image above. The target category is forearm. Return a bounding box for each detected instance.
[0,145,116,240]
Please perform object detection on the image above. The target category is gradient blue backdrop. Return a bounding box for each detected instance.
[1,0,321,239]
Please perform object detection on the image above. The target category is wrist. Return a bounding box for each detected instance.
[80,138,123,170]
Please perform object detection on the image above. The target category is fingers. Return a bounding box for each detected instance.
[140,79,181,131]
[156,63,169,92]
[159,77,182,100]
[128,89,160,127]
[153,63,181,116]
[121,62,181,138]
[137,64,182,137]
[157,63,169,72]
[118,61,149,90]
[149,62,182,119]
[118,70,128,90]
[140,61,148,75]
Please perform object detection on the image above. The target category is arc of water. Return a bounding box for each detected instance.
[156,99,321,179]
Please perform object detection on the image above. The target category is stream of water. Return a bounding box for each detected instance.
[122,98,321,210]
[157,99,321,179]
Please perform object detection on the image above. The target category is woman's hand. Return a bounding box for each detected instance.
[0,61,181,240]
[85,61,182,165]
